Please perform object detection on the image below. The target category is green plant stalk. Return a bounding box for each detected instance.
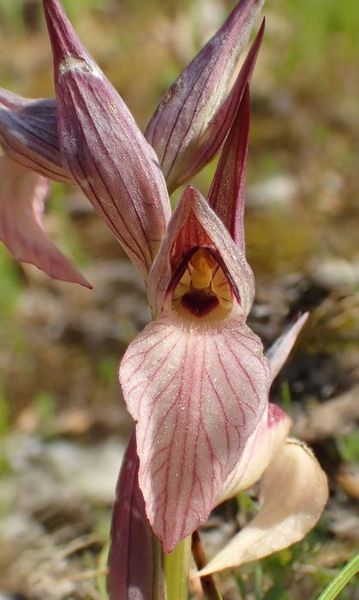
[317,551,359,600]
[165,536,192,600]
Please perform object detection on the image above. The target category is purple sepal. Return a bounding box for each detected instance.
[44,0,171,276]
[108,432,165,600]
[146,1,264,192]
[0,88,70,182]
[208,84,250,250]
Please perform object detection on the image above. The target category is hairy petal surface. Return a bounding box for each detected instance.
[44,0,171,276]
[0,88,69,182]
[148,186,255,318]
[198,439,328,575]
[120,317,270,552]
[0,155,90,286]
[108,432,165,600]
[146,1,264,192]
[220,403,291,502]
[208,84,250,250]
[267,313,309,383]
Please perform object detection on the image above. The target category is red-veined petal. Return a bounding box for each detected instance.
[145,1,264,192]
[44,0,171,276]
[148,186,255,319]
[198,439,328,575]
[120,316,270,552]
[0,154,90,287]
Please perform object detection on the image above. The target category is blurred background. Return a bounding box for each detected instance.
[0,0,358,598]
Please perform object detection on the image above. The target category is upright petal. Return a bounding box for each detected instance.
[148,185,255,319]
[0,154,90,287]
[267,313,309,382]
[44,0,171,276]
[198,439,328,575]
[120,316,270,552]
[108,432,165,600]
[208,84,250,250]
[0,88,69,182]
[145,1,264,192]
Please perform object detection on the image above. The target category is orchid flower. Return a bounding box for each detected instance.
[1,0,328,597]
[109,314,328,595]
[0,0,264,283]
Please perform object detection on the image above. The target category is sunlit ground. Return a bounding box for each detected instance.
[0,0,358,598]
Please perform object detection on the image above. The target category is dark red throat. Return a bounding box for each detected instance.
[181,291,219,317]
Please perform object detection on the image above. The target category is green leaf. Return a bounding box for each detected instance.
[317,552,359,600]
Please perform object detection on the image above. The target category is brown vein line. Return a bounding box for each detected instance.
[2,138,64,179]
[222,331,262,411]
[70,90,150,261]
[140,369,181,452]
[125,322,167,350]
[180,336,205,534]
[151,450,172,480]
[162,333,189,542]
[86,81,156,251]
[123,331,176,380]
[199,420,216,504]
[230,330,267,366]
[66,82,149,268]
[204,363,231,462]
[177,340,197,510]
[59,88,139,253]
[212,336,247,421]
[12,115,60,151]
[163,53,220,181]
[141,337,186,444]
[132,338,180,422]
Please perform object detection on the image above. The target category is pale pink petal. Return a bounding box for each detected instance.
[147,186,255,319]
[220,403,291,502]
[0,88,70,182]
[208,84,250,250]
[120,317,270,552]
[44,0,171,276]
[198,439,328,575]
[0,155,90,287]
[267,313,309,382]
[108,432,165,600]
[146,1,264,192]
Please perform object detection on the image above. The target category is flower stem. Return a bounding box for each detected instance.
[164,536,192,600]
[191,531,222,600]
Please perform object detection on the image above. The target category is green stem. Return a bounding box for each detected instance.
[317,551,359,600]
[164,537,192,600]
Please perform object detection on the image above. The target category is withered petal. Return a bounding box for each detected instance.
[197,439,328,575]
